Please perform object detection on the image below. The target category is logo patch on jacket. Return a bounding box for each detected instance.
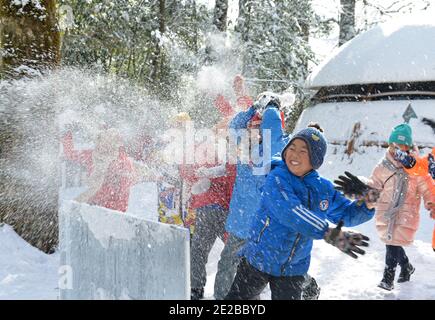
[319,200,329,211]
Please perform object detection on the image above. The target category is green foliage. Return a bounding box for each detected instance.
[60,0,211,101]
[234,0,329,129]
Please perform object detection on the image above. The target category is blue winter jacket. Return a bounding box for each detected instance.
[225,106,289,239]
[240,161,375,277]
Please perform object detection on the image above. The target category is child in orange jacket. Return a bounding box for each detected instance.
[394,146,435,251]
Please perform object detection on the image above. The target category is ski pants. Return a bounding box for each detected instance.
[385,245,409,269]
[190,205,228,290]
[224,258,305,300]
[214,233,246,300]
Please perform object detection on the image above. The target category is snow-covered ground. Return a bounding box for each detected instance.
[0,224,59,300]
[2,144,434,300]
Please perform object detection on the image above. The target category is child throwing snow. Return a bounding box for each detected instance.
[364,124,435,291]
[225,124,374,300]
[214,93,289,300]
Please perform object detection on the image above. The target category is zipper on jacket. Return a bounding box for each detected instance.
[256,216,270,243]
[280,189,311,275]
[281,233,301,275]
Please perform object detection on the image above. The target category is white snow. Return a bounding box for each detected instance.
[295,100,435,146]
[307,18,435,88]
[0,224,59,300]
[74,202,137,249]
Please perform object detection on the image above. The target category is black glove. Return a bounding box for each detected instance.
[334,171,369,198]
[334,171,381,203]
[252,94,281,114]
[324,221,370,259]
[428,153,435,179]
[422,117,435,134]
[393,149,416,169]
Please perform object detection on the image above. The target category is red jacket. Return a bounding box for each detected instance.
[180,164,236,210]
[62,131,136,212]
[87,148,136,212]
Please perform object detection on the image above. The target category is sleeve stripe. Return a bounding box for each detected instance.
[280,190,289,201]
[275,176,290,201]
[275,174,328,232]
[293,207,327,230]
[292,208,324,231]
[297,205,328,228]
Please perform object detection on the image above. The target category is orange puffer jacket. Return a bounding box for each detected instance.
[366,151,435,246]
[404,147,435,251]
[404,147,435,177]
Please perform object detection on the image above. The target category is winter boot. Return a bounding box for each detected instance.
[191,288,204,300]
[378,267,395,291]
[397,263,415,283]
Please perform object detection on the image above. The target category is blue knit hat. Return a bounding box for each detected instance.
[388,123,413,147]
[281,126,328,170]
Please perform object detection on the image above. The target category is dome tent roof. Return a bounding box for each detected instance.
[306,18,435,89]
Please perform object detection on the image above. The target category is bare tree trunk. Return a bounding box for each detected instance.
[237,0,251,42]
[192,0,198,53]
[299,17,310,73]
[339,0,356,46]
[236,0,252,74]
[150,0,165,83]
[0,0,60,78]
[213,0,228,32]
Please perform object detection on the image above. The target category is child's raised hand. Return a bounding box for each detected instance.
[393,148,416,169]
[334,171,372,198]
[334,172,379,209]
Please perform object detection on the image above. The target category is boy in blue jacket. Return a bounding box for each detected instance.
[225,124,375,300]
[213,93,289,300]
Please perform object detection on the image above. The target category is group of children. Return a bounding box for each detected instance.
[61,75,435,300]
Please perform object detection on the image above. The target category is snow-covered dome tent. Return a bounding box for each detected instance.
[296,18,435,151]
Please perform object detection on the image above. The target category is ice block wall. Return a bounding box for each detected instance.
[59,200,190,300]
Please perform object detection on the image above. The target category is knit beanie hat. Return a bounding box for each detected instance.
[388,123,413,147]
[281,124,327,170]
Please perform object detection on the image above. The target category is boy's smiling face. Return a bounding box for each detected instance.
[284,138,313,177]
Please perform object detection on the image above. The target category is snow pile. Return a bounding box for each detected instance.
[307,18,435,88]
[0,224,58,300]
